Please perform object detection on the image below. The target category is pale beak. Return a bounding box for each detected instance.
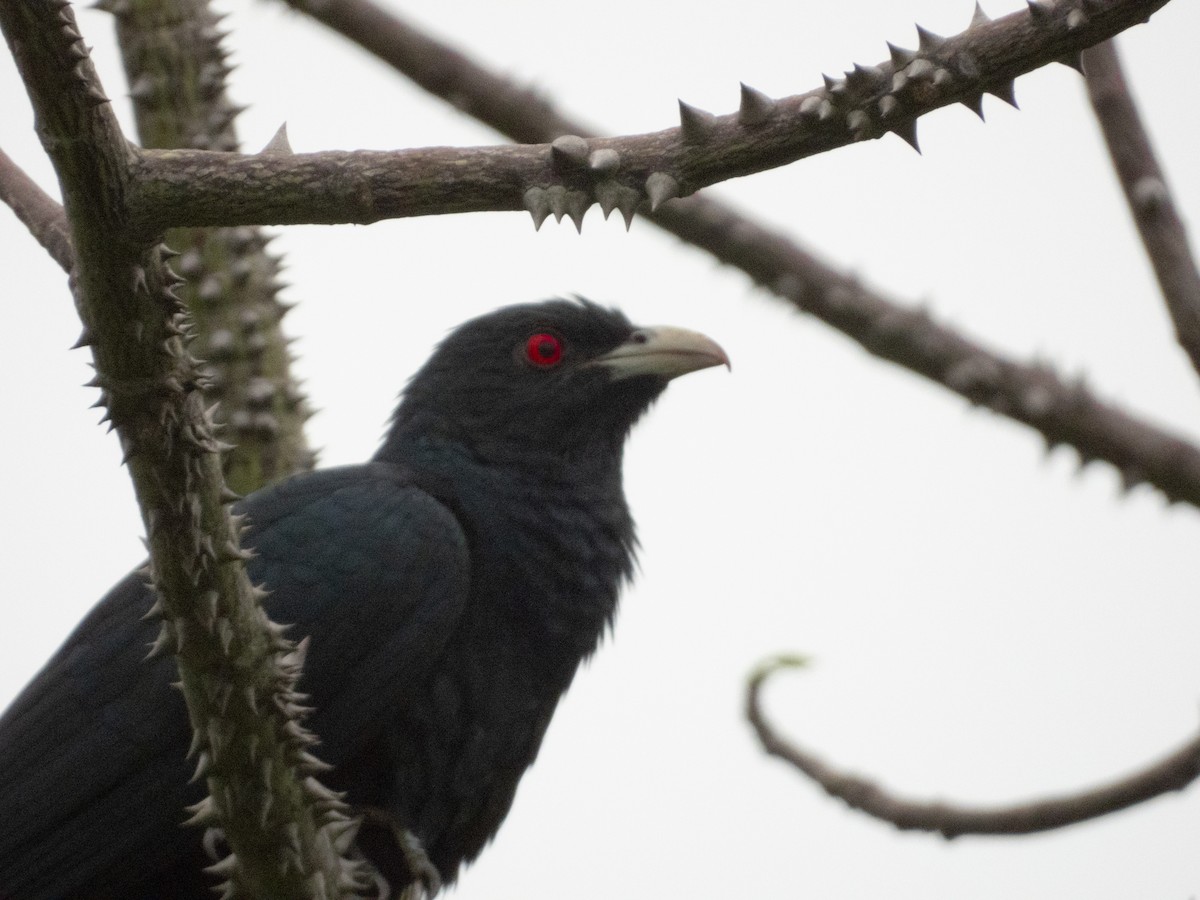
[592,326,730,381]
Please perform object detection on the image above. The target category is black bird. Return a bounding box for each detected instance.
[0,299,727,899]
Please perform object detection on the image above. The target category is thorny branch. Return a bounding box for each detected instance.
[0,2,357,897]
[278,0,1200,509]
[1083,40,1200,382]
[124,0,1169,232]
[746,657,1200,836]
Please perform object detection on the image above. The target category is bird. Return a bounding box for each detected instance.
[0,298,728,900]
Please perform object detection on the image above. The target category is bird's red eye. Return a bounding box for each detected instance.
[525,332,563,368]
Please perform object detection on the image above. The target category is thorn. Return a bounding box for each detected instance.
[915,24,946,54]
[887,42,917,68]
[1119,467,1144,493]
[615,188,639,230]
[190,752,213,784]
[971,2,992,26]
[522,187,551,231]
[260,123,292,155]
[1066,8,1088,29]
[891,119,920,153]
[821,73,847,102]
[565,191,589,234]
[303,776,346,804]
[204,854,240,878]
[546,185,569,224]
[846,110,871,140]
[678,100,716,141]
[878,95,899,118]
[932,68,954,89]
[587,148,620,175]
[645,172,680,212]
[217,618,235,654]
[987,79,1018,108]
[1026,0,1054,23]
[846,63,886,93]
[799,96,823,119]
[85,85,110,106]
[70,326,94,349]
[144,622,175,661]
[183,796,220,828]
[295,750,333,774]
[130,265,148,296]
[1055,51,1084,73]
[550,134,590,168]
[960,93,985,120]
[187,726,205,760]
[204,590,220,621]
[737,82,776,126]
[907,58,935,80]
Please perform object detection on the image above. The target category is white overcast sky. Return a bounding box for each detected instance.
[3,0,1200,897]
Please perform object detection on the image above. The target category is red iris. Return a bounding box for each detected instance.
[525,332,563,368]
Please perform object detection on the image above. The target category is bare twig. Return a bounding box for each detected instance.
[277,0,1200,508]
[746,656,1200,836]
[0,147,72,272]
[1083,39,1200,380]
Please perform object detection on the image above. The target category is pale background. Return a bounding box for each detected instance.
[2,0,1199,897]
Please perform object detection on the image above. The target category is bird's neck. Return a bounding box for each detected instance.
[375,433,636,663]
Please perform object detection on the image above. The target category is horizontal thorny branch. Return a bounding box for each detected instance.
[122,0,1168,233]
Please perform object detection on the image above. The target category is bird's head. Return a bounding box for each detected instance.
[383,298,728,462]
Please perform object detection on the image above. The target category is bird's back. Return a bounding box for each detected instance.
[0,451,634,899]
[0,462,472,899]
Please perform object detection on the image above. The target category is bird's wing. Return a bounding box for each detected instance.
[240,461,472,761]
[0,462,470,900]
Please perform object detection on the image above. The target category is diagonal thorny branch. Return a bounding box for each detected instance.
[747,656,1200,836]
[274,0,1200,510]
[0,3,358,897]
[1083,40,1200,382]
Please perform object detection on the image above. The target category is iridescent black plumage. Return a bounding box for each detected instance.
[0,299,726,898]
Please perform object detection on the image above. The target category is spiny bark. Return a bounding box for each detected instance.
[109,0,312,495]
[0,3,357,896]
